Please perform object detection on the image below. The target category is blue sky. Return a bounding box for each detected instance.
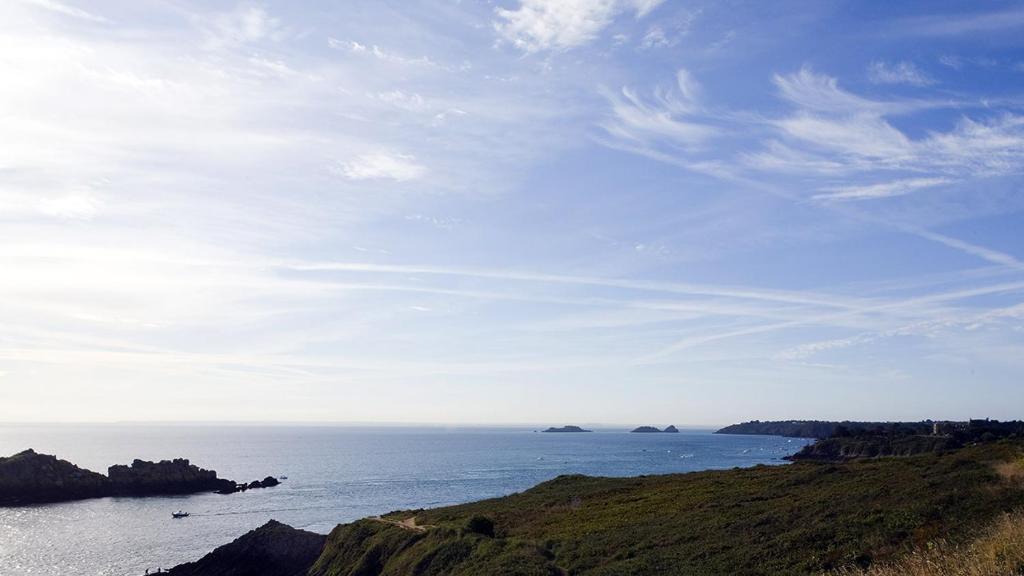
[1,0,1023,425]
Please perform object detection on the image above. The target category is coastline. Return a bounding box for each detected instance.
[0,426,804,575]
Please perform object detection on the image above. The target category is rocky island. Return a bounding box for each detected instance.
[631,425,679,433]
[541,425,591,433]
[0,449,280,505]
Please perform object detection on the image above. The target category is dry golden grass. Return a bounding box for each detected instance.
[831,509,1024,576]
[996,457,1024,483]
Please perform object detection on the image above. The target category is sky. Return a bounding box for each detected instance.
[1,0,1023,426]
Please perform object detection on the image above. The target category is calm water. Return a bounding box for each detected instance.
[0,425,810,575]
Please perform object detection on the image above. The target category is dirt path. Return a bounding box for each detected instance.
[369,515,434,533]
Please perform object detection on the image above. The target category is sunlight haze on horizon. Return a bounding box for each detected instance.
[1,0,1023,425]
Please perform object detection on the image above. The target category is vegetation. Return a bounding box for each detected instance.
[304,442,1024,575]
[832,508,1024,576]
[787,419,1024,461]
[788,434,957,461]
[718,419,1024,443]
[464,515,496,538]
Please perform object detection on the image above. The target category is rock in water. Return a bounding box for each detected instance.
[0,449,268,505]
[167,520,326,576]
[108,458,235,495]
[0,449,110,505]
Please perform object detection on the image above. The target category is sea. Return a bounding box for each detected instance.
[0,424,811,575]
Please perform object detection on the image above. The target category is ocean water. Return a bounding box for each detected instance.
[0,425,811,575]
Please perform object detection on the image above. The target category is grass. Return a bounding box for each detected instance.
[307,442,1024,575]
[831,509,1024,576]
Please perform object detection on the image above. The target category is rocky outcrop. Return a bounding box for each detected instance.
[216,476,282,495]
[167,520,326,576]
[0,449,110,505]
[106,458,236,496]
[664,425,679,433]
[0,449,276,505]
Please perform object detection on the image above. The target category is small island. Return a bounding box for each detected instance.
[631,425,679,433]
[541,426,592,433]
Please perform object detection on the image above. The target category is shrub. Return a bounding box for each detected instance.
[464,515,495,538]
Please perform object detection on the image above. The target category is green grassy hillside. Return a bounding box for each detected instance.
[306,442,1024,575]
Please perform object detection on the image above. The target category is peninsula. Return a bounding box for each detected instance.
[0,449,279,505]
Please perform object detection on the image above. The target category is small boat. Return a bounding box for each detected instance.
[172,511,190,519]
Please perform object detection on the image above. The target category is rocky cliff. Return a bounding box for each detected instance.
[167,520,325,576]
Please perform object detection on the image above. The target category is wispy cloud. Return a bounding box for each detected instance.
[602,69,717,151]
[336,153,427,182]
[16,0,107,23]
[812,177,951,202]
[893,7,1024,36]
[638,9,698,49]
[495,0,665,52]
[867,60,935,86]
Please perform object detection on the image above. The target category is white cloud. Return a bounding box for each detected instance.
[337,153,427,182]
[774,113,913,162]
[867,61,935,86]
[495,0,665,52]
[812,177,952,202]
[773,67,895,115]
[16,0,106,22]
[328,37,436,67]
[375,90,428,112]
[762,69,1024,179]
[638,10,698,50]
[602,69,716,150]
[203,5,285,48]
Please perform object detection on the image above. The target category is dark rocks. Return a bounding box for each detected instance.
[0,449,109,505]
[167,520,326,576]
[664,425,679,433]
[542,426,592,433]
[631,426,679,433]
[216,476,282,495]
[108,458,235,496]
[0,449,277,505]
